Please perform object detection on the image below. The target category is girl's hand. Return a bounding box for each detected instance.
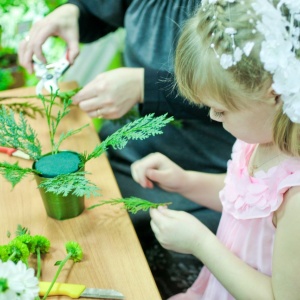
[72,68,144,119]
[150,207,212,255]
[131,152,187,192]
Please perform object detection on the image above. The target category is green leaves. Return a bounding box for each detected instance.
[1,102,45,119]
[0,162,36,188]
[0,107,42,160]
[84,113,174,163]
[39,90,89,154]
[37,171,101,197]
[53,123,89,154]
[89,197,172,214]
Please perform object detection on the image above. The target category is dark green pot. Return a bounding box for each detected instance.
[32,151,85,220]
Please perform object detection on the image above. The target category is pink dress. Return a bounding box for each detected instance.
[169,140,300,300]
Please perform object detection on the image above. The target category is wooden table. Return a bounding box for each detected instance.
[0,82,162,300]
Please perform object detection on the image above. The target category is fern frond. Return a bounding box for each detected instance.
[0,107,42,160]
[88,197,172,214]
[0,161,36,188]
[37,171,101,197]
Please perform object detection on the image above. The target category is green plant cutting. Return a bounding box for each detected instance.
[0,224,82,300]
[0,89,173,199]
[89,197,172,213]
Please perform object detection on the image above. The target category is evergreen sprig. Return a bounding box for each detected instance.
[83,113,174,163]
[0,107,42,160]
[53,123,89,153]
[0,102,45,119]
[39,89,89,154]
[15,224,30,236]
[0,162,37,188]
[89,197,172,214]
[37,171,101,197]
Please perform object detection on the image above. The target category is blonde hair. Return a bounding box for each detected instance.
[175,0,300,156]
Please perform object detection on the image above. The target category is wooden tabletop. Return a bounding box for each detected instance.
[0,82,162,300]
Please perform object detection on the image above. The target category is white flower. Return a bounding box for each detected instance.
[243,42,254,56]
[272,59,300,94]
[278,0,300,13]
[220,54,234,69]
[0,260,39,300]
[224,27,237,35]
[282,92,300,123]
[260,40,292,72]
[233,47,243,63]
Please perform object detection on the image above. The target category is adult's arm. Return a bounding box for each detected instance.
[67,0,128,42]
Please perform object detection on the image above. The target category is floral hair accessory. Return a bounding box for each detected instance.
[252,0,300,123]
[206,0,300,123]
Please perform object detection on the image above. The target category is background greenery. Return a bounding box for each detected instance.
[0,0,67,90]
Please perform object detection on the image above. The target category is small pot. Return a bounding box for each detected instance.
[32,151,84,220]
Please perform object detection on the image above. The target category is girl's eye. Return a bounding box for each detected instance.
[211,109,224,119]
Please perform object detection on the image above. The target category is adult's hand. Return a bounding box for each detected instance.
[18,4,80,73]
[72,67,144,119]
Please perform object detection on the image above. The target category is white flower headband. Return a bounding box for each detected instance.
[204,0,300,123]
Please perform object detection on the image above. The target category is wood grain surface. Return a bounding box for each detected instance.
[0,82,162,300]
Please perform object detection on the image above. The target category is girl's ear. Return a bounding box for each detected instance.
[266,86,281,105]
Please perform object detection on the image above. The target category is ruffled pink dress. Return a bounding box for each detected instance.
[169,140,300,300]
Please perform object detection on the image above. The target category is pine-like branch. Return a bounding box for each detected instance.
[83,113,174,163]
[0,107,42,160]
[37,172,101,197]
[1,102,45,119]
[88,197,172,214]
[0,161,37,188]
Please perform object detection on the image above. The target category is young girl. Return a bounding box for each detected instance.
[131,0,300,299]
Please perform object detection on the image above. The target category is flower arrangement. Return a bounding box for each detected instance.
[0,225,83,300]
[0,89,173,198]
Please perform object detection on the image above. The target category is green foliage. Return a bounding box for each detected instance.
[0,89,173,197]
[53,123,89,154]
[0,162,36,188]
[43,0,67,12]
[0,0,31,13]
[0,107,42,160]
[110,108,182,129]
[15,224,31,236]
[37,171,101,197]
[89,197,172,214]
[83,113,174,163]
[2,102,45,119]
[0,69,14,91]
[39,89,89,153]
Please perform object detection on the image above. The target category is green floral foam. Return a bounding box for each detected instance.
[34,151,81,178]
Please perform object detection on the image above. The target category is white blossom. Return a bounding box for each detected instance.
[220,54,234,69]
[0,260,39,300]
[243,42,255,56]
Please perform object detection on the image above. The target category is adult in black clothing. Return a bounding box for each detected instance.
[19,1,235,297]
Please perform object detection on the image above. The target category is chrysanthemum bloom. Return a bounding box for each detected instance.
[0,260,39,300]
